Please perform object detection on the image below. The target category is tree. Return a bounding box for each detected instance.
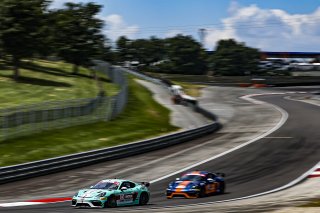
[116,36,166,70]
[115,35,207,74]
[115,36,132,63]
[0,0,50,79]
[162,35,207,75]
[210,39,260,76]
[132,36,166,68]
[52,2,105,74]
[96,38,115,63]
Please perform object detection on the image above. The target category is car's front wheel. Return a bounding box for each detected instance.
[105,195,117,208]
[139,192,149,205]
[197,187,206,198]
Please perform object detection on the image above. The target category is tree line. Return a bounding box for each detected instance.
[0,0,261,79]
[114,36,261,76]
[0,0,109,79]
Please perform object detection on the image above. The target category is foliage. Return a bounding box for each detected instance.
[50,2,107,73]
[133,37,166,67]
[299,199,320,207]
[115,35,207,75]
[0,1,261,78]
[162,35,207,75]
[116,36,133,62]
[0,59,118,109]
[209,39,260,76]
[0,0,50,79]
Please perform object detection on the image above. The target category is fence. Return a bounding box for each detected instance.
[0,61,128,141]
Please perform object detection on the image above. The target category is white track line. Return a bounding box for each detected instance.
[106,123,225,179]
[264,137,293,139]
[141,93,319,210]
[167,162,320,209]
[139,162,320,212]
[284,95,320,107]
[0,202,43,207]
[1,92,316,209]
[151,94,288,183]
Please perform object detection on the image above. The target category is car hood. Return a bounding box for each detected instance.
[169,180,203,190]
[76,189,113,198]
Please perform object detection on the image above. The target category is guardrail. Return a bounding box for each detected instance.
[0,122,219,184]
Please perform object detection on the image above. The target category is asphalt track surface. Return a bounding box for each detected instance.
[1,94,319,212]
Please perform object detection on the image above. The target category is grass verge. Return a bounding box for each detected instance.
[0,77,178,166]
[299,199,320,207]
[0,59,119,109]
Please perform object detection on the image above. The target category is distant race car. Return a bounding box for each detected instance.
[72,179,150,208]
[166,170,225,199]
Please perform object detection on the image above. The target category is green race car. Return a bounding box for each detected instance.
[72,179,150,208]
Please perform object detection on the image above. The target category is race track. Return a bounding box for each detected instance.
[1,93,319,212]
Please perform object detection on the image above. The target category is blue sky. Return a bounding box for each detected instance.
[52,0,320,51]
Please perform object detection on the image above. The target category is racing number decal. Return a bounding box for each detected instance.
[118,194,124,200]
[124,194,133,201]
[205,182,218,194]
[117,194,134,204]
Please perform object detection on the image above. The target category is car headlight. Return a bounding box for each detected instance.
[74,192,79,197]
[191,185,200,189]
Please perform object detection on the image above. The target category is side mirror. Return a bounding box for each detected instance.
[175,178,180,181]
[120,187,128,191]
[207,178,214,183]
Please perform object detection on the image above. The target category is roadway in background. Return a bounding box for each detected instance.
[0,87,319,212]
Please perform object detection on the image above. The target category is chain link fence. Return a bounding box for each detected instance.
[0,61,128,141]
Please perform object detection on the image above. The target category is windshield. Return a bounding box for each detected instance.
[180,175,205,181]
[91,181,119,190]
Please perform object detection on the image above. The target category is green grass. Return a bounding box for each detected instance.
[0,78,179,166]
[0,59,119,109]
[299,199,320,207]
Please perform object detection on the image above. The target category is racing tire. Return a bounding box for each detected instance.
[219,182,225,194]
[106,195,117,208]
[198,187,206,198]
[139,192,149,205]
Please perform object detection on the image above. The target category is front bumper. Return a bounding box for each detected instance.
[166,189,200,199]
[71,197,105,208]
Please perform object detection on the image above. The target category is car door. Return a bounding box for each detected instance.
[205,173,218,194]
[117,182,135,205]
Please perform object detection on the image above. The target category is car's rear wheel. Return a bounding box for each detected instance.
[139,192,149,205]
[106,195,117,208]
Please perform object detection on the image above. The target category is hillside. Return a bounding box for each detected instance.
[0,59,119,109]
[0,60,178,166]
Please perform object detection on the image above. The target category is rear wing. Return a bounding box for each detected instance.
[140,182,150,187]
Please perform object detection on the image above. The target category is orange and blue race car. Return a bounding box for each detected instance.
[166,170,225,199]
